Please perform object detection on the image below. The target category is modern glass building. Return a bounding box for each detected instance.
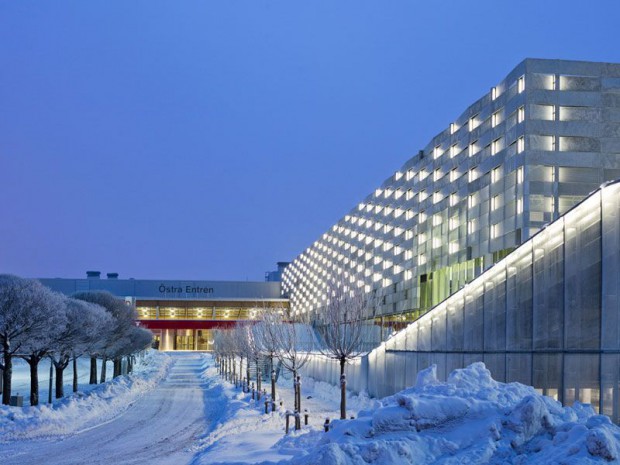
[283,58,620,420]
[283,58,620,325]
[40,272,288,351]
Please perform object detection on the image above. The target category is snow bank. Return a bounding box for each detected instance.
[0,351,172,442]
[277,362,620,465]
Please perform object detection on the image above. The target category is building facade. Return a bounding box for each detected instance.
[41,273,288,351]
[282,58,620,325]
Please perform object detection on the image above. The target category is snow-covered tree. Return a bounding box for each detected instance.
[0,275,67,405]
[254,305,288,403]
[49,298,111,398]
[73,291,139,381]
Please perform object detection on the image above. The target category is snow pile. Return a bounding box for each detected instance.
[277,363,620,465]
[0,351,172,442]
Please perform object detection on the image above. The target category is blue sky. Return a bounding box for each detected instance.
[1,1,619,281]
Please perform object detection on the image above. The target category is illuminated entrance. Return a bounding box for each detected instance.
[136,299,289,351]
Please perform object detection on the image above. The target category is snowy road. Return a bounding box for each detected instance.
[0,353,207,465]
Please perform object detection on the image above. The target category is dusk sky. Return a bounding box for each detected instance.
[2,1,620,281]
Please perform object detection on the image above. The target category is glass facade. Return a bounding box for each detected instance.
[303,182,620,422]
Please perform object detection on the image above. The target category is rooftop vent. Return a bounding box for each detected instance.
[86,271,101,279]
[107,273,119,279]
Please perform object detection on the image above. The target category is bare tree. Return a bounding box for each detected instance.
[264,310,314,418]
[254,305,287,404]
[316,274,374,419]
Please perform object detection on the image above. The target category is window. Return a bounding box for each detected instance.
[492,195,499,211]
[450,144,458,158]
[449,193,458,207]
[419,212,427,222]
[419,190,428,202]
[433,168,442,181]
[491,138,501,155]
[405,209,414,220]
[517,198,523,214]
[468,194,475,208]
[433,191,442,204]
[406,169,414,181]
[491,224,498,239]
[394,171,403,181]
[469,114,478,131]
[517,136,525,154]
[449,242,459,254]
[517,75,525,93]
[517,166,524,183]
[405,189,413,201]
[491,167,500,183]
[469,141,478,157]
[434,145,443,160]
[492,111,500,127]
[450,168,458,182]
[518,106,525,123]
[467,220,474,235]
[432,214,442,226]
[420,169,428,181]
[468,168,477,183]
[450,123,457,134]
[449,216,459,229]
[491,86,498,100]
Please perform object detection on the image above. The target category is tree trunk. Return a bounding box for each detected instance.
[29,358,40,406]
[113,358,121,378]
[73,357,78,393]
[2,350,12,405]
[293,369,298,411]
[270,354,276,402]
[340,358,347,420]
[89,357,97,385]
[55,365,64,399]
[48,359,53,404]
[100,358,107,383]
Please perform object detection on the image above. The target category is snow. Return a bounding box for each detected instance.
[3,353,620,465]
[0,351,172,442]
[194,359,620,465]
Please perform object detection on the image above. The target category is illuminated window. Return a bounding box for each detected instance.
[468,194,475,208]
[468,168,477,183]
[394,188,403,199]
[467,220,474,235]
[492,195,499,211]
[518,106,525,123]
[491,167,500,183]
[491,86,498,100]
[432,237,441,249]
[420,169,428,181]
[419,190,428,202]
[517,166,523,183]
[433,168,442,181]
[517,136,525,153]
[449,242,459,254]
[491,224,498,239]
[418,254,427,266]
[492,111,500,127]
[469,114,478,131]
[434,145,443,159]
[450,144,458,158]
[450,169,458,182]
[394,171,403,181]
[517,75,525,93]
[491,138,501,155]
[405,189,413,201]
[450,123,456,134]
[405,209,414,220]
[405,229,413,240]
[419,211,427,222]
[432,214,442,226]
[517,198,523,214]
[418,233,426,244]
[449,216,459,229]
[433,191,442,204]
[449,193,458,207]
[469,141,478,157]
[404,250,413,260]
[406,169,414,181]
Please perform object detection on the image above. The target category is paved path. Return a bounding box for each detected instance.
[0,353,207,465]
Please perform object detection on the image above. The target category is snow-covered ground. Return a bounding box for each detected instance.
[3,352,620,464]
[193,357,620,465]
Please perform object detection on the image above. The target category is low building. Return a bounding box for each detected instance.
[40,271,288,351]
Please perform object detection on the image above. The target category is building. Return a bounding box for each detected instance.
[283,58,620,324]
[283,58,620,420]
[40,270,288,351]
